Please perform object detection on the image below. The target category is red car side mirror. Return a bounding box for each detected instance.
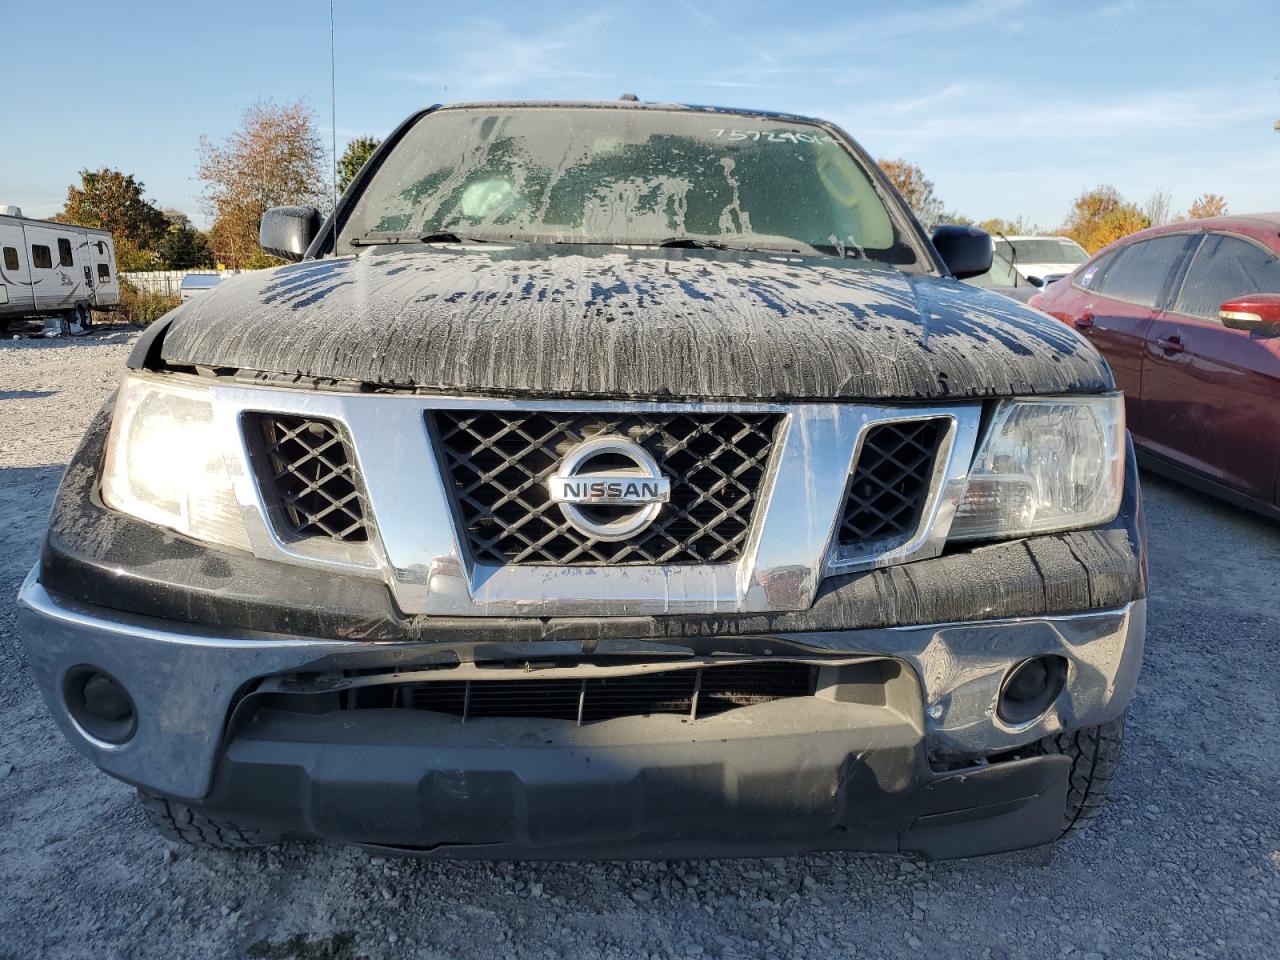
[1219,294,1280,336]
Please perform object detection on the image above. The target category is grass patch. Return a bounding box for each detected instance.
[118,280,181,326]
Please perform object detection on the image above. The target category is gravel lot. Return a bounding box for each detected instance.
[1,329,1277,960]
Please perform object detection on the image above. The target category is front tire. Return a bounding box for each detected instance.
[1030,715,1125,838]
[137,790,278,850]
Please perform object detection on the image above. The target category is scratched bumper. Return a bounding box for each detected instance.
[206,695,1074,860]
[17,567,1142,858]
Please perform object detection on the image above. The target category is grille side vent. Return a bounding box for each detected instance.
[431,411,782,566]
[838,418,947,549]
[250,414,369,543]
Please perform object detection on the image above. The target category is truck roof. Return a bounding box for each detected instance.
[436,99,826,125]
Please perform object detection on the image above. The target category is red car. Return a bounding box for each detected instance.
[1032,214,1280,516]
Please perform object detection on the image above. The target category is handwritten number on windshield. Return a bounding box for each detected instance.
[708,129,837,144]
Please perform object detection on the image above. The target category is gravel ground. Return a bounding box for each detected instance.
[1,329,1277,960]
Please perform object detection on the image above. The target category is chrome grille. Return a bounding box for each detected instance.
[343,662,817,724]
[430,411,782,565]
[839,418,947,548]
[250,414,369,543]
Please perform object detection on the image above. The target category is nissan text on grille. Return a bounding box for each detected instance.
[17,102,1145,860]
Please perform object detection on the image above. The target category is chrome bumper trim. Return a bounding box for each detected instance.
[18,566,1142,801]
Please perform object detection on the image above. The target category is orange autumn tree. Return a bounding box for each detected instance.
[198,99,327,268]
[1187,193,1228,219]
[877,158,944,228]
[1060,185,1151,254]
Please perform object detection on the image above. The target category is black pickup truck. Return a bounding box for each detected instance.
[18,101,1145,860]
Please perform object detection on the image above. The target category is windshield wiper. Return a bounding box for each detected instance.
[418,231,493,245]
[350,231,496,247]
[813,242,867,261]
[656,236,824,256]
[657,236,731,250]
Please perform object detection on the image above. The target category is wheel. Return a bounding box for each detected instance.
[137,790,279,850]
[1029,715,1125,838]
[76,304,92,330]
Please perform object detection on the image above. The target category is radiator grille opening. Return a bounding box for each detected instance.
[250,414,369,543]
[431,411,782,565]
[341,661,817,724]
[839,418,947,549]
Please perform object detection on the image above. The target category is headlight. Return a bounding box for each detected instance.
[949,394,1124,541]
[101,375,251,551]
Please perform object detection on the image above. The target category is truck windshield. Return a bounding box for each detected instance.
[341,106,923,268]
[995,238,1088,265]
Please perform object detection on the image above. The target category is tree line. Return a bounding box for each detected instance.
[53,101,381,271]
[50,100,1228,270]
[876,158,1228,253]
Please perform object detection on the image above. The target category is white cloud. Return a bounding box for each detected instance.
[847,80,1279,151]
[768,0,1032,58]
[826,76,1280,226]
[375,10,621,96]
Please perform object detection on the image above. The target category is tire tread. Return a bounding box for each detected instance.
[1030,715,1125,837]
[138,790,275,849]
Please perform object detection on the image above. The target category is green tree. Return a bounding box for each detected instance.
[337,136,382,193]
[1060,186,1150,254]
[198,99,326,268]
[978,216,1044,237]
[155,209,214,269]
[55,168,169,271]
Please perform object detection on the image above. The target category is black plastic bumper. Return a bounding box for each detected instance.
[197,695,1071,861]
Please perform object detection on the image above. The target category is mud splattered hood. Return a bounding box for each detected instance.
[157,244,1109,401]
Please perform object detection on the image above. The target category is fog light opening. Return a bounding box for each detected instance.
[63,666,137,745]
[997,655,1067,725]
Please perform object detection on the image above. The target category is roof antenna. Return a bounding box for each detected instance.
[328,0,338,258]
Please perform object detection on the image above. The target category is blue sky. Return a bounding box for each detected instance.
[6,0,1277,229]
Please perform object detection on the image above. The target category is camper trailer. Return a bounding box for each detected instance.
[0,206,119,335]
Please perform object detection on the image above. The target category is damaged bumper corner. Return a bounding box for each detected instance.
[17,566,1143,858]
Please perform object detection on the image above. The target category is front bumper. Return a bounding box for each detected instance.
[18,567,1143,859]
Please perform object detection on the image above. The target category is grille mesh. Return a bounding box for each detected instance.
[252,414,369,543]
[839,418,947,548]
[431,411,782,565]
[347,662,816,724]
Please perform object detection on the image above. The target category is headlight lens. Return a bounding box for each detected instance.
[949,395,1124,541]
[101,375,251,550]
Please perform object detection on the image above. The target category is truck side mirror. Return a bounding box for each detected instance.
[931,224,994,280]
[260,206,322,262]
[1219,293,1280,336]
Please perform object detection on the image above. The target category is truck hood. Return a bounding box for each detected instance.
[156,244,1109,401]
